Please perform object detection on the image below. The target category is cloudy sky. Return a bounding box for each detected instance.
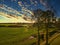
[0,0,60,23]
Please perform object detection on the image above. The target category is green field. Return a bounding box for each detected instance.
[0,27,38,45]
[0,26,59,45]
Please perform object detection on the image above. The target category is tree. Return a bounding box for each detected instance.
[33,9,55,45]
[43,10,55,45]
[56,18,60,31]
[33,9,44,45]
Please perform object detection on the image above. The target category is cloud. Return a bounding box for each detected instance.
[18,1,34,16]
[40,0,48,7]
[18,1,23,7]
[30,0,38,6]
[11,0,17,2]
[0,12,33,23]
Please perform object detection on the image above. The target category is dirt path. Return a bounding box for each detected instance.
[40,33,60,45]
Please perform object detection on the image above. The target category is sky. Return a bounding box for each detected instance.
[0,0,60,23]
[0,0,60,16]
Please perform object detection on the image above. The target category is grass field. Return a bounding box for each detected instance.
[0,27,38,45]
[0,26,59,45]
